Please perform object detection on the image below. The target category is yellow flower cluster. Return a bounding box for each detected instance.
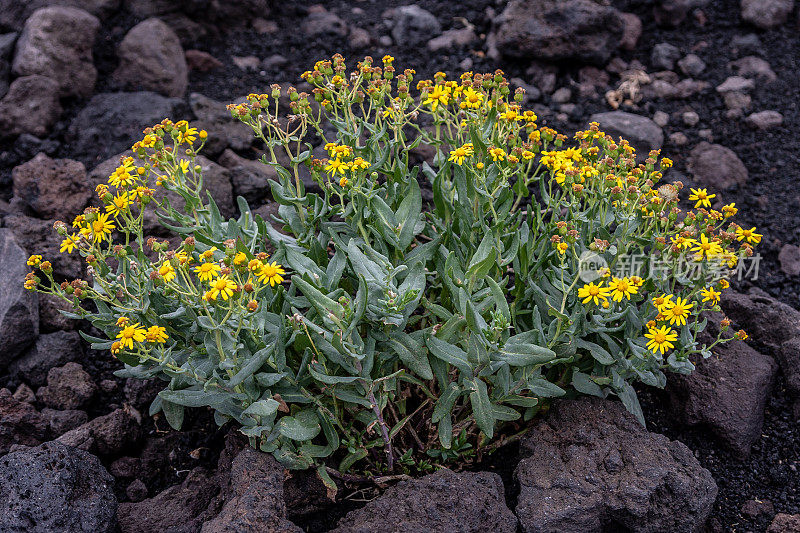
[323,143,370,187]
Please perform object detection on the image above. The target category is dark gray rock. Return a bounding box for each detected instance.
[768,513,800,532]
[58,407,142,455]
[678,54,706,77]
[114,18,188,97]
[0,387,48,454]
[668,339,777,458]
[589,111,664,156]
[495,0,625,64]
[39,292,78,332]
[741,0,794,29]
[651,42,681,70]
[4,214,84,279]
[0,75,61,138]
[117,467,219,533]
[427,27,477,52]
[190,93,254,156]
[218,149,275,204]
[653,0,691,26]
[37,362,97,410]
[391,5,441,47]
[688,142,748,190]
[123,0,177,16]
[515,398,717,533]
[185,49,223,72]
[124,377,164,410]
[8,330,83,387]
[778,336,800,398]
[126,479,149,502]
[12,383,35,403]
[201,446,301,532]
[301,6,348,37]
[720,289,800,349]
[0,0,117,28]
[0,441,117,532]
[67,91,184,167]
[716,75,755,94]
[12,6,100,98]
[731,56,777,82]
[41,407,88,436]
[12,153,91,219]
[619,12,642,50]
[333,469,516,533]
[0,229,39,369]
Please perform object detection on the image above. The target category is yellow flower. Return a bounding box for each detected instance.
[116,316,130,327]
[106,192,130,216]
[556,242,569,255]
[423,85,450,111]
[194,262,221,282]
[178,127,198,144]
[722,203,738,217]
[577,282,610,306]
[179,160,191,174]
[108,160,136,188]
[719,279,730,289]
[339,176,348,187]
[72,214,86,228]
[688,188,715,209]
[208,275,237,300]
[701,287,721,305]
[459,87,484,109]
[145,325,168,343]
[608,277,638,301]
[691,234,723,260]
[200,247,217,262]
[233,252,248,267]
[24,279,37,290]
[26,255,42,267]
[652,293,675,313]
[350,157,370,170]
[158,262,176,282]
[662,296,693,326]
[735,226,762,244]
[645,325,678,355]
[325,158,347,176]
[116,322,147,350]
[257,261,286,286]
[522,150,535,160]
[498,107,522,122]
[489,147,506,161]
[671,235,696,250]
[448,143,474,166]
[90,212,115,243]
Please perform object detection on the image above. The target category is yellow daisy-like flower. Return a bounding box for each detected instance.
[158,262,176,282]
[577,282,611,306]
[325,158,347,176]
[688,188,715,209]
[233,252,248,267]
[257,261,286,287]
[106,192,130,216]
[178,127,198,144]
[60,234,79,254]
[194,262,221,282]
[26,255,42,267]
[459,87,484,109]
[145,325,168,343]
[116,322,147,350]
[447,143,474,166]
[90,212,115,243]
[608,277,638,301]
[339,176,348,187]
[489,147,506,161]
[556,242,569,255]
[208,276,237,301]
[691,234,723,260]
[423,85,450,111]
[644,325,678,355]
[662,296,694,326]
[200,247,217,262]
[671,235,696,250]
[108,160,137,188]
[735,226,762,245]
[651,293,675,313]
[522,150,535,160]
[701,287,721,305]
[179,160,191,174]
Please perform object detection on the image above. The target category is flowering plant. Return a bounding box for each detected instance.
[25,55,758,478]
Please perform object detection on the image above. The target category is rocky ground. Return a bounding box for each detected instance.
[1,0,799,531]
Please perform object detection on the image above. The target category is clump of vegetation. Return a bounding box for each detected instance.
[25,55,757,481]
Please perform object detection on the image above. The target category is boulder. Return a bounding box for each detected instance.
[495,0,625,64]
[651,42,680,71]
[38,292,78,332]
[124,377,163,410]
[391,5,442,47]
[589,111,664,157]
[0,387,48,454]
[731,56,777,82]
[619,13,642,51]
[333,469,516,533]
[4,214,84,279]
[653,0,691,26]
[0,441,117,532]
[67,91,185,167]
[741,0,794,29]
[57,406,142,455]
[218,149,275,204]
[185,50,223,72]
[8,330,84,387]
[746,110,783,130]
[778,336,800,398]
[515,398,717,533]
[668,339,777,458]
[301,6,348,37]
[720,289,800,349]
[0,229,39,369]
[114,18,188,98]
[117,467,219,533]
[41,407,88,436]
[0,0,117,29]
[37,362,97,410]
[0,75,61,138]
[12,153,92,219]
[688,142,748,190]
[12,6,100,98]
[768,513,800,532]
[190,93,254,156]
[200,446,301,532]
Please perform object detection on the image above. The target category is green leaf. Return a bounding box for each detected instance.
[228,345,274,388]
[162,400,184,430]
[571,371,604,397]
[526,375,567,397]
[279,409,322,441]
[427,335,473,374]
[242,398,280,418]
[432,382,460,423]
[388,332,433,380]
[396,178,422,250]
[339,448,368,472]
[497,342,556,366]
[467,377,494,438]
[576,338,615,365]
[291,275,345,319]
